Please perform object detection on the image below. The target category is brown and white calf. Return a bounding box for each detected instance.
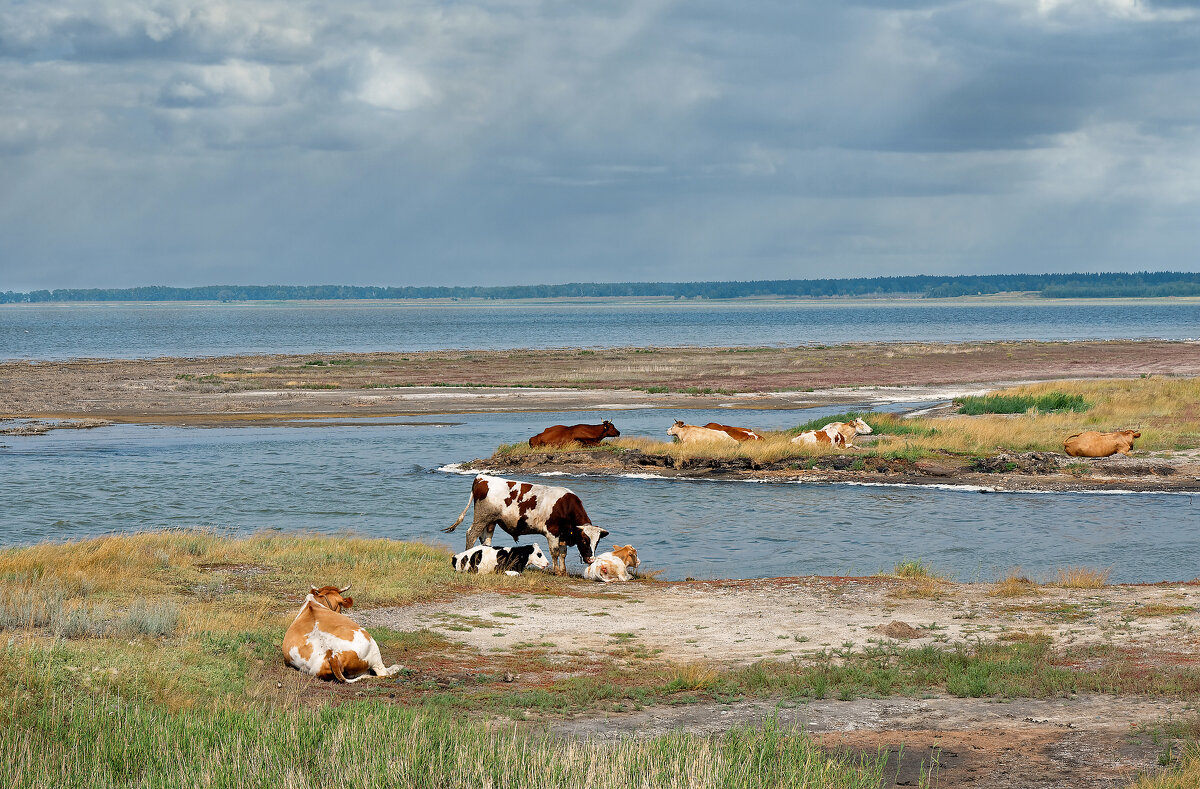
[790,427,847,448]
[282,585,400,683]
[443,474,609,575]
[703,423,762,442]
[667,420,738,444]
[821,417,873,448]
[584,544,640,583]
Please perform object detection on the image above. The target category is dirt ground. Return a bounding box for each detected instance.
[4,340,1199,423]
[358,577,1200,788]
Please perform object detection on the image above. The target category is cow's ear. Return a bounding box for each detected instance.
[309,586,319,595]
[599,529,609,539]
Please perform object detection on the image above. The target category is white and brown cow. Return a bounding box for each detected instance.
[790,427,847,448]
[584,544,640,583]
[282,584,400,683]
[443,474,609,575]
[667,420,738,444]
[821,417,873,448]
[451,544,551,576]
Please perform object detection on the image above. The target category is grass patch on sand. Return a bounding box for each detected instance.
[955,391,1090,415]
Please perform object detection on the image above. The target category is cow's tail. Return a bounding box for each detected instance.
[442,491,475,533]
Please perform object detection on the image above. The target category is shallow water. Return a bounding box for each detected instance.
[3,299,1199,360]
[2,407,1195,582]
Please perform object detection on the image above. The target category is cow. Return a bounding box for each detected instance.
[667,420,738,444]
[821,417,873,448]
[451,544,551,576]
[443,474,609,575]
[1064,429,1141,458]
[282,584,400,683]
[703,423,762,442]
[584,544,640,583]
[790,427,847,448]
[529,421,620,448]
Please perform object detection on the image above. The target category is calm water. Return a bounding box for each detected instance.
[3,300,1199,359]
[2,407,1195,582]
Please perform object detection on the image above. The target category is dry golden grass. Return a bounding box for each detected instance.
[499,377,1200,462]
[1054,566,1113,589]
[991,569,1041,598]
[1128,745,1200,789]
[888,577,946,600]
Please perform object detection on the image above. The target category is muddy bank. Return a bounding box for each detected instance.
[465,446,1200,493]
[3,340,1199,424]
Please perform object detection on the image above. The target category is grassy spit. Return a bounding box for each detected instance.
[4,533,1198,787]
[494,378,1200,462]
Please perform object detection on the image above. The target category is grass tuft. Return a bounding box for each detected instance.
[1054,566,1112,589]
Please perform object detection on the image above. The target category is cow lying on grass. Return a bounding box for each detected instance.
[667,420,737,444]
[282,584,400,683]
[443,474,608,575]
[529,420,620,447]
[1064,429,1141,458]
[790,427,847,448]
[703,423,762,441]
[452,544,550,576]
[822,418,873,448]
[584,545,640,583]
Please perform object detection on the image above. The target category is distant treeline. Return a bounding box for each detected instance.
[2,272,1199,303]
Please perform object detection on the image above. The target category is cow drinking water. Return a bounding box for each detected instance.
[443,474,608,575]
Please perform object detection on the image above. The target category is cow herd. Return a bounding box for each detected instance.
[286,418,1145,682]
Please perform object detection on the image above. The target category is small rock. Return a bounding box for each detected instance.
[915,462,956,477]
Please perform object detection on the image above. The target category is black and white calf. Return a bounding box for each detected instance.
[451,544,550,576]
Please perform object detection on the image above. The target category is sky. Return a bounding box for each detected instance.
[1,0,1198,290]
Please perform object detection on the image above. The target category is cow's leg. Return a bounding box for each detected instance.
[464,508,491,550]
[363,641,402,678]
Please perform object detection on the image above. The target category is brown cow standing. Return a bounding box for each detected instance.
[529,420,619,448]
[1064,429,1141,458]
[703,423,762,442]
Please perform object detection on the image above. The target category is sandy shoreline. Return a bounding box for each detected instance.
[3,340,1199,424]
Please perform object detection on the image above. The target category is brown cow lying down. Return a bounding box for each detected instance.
[703,423,762,441]
[282,585,400,683]
[529,420,620,447]
[1064,429,1141,458]
[667,420,737,444]
[822,417,873,448]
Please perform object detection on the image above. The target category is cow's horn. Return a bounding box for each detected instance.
[309,585,318,594]
[339,584,351,593]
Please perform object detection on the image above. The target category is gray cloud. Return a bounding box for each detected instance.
[0,0,1198,289]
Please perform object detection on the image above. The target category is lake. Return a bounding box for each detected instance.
[3,299,1199,360]
[2,406,1195,583]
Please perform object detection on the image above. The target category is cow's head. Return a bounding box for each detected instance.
[1125,430,1142,439]
[667,420,685,439]
[527,544,551,571]
[310,584,353,612]
[612,544,639,570]
[852,418,873,435]
[577,525,610,564]
[601,420,620,438]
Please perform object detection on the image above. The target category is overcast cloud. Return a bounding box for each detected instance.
[1,0,1198,289]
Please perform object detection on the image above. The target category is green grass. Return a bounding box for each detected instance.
[955,392,1090,415]
[1,688,891,789]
